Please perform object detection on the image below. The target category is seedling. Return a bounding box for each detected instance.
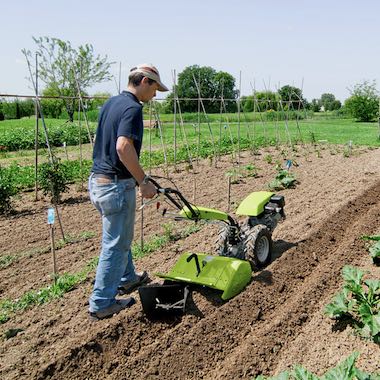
[268,165,296,191]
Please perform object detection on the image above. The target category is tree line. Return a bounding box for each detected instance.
[1,36,379,123]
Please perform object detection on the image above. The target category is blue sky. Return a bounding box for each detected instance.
[1,0,379,102]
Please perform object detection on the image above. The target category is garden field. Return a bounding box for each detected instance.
[0,141,379,379]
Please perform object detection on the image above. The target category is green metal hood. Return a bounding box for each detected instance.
[156,252,252,300]
[236,191,274,216]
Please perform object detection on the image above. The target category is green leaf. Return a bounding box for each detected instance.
[293,365,319,380]
[321,352,358,380]
[325,289,353,317]
[364,279,380,295]
[369,242,380,258]
[354,367,372,380]
[361,235,380,241]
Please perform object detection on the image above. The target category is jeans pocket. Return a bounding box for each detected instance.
[91,183,122,216]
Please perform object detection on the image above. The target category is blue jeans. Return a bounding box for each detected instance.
[88,174,138,312]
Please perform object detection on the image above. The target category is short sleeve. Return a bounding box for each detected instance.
[117,105,143,141]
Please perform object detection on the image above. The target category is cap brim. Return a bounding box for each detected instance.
[157,81,169,92]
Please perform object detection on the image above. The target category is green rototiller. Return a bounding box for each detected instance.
[138,177,285,318]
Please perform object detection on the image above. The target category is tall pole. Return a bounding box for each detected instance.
[34,53,39,201]
[237,70,241,164]
[118,61,122,94]
[173,69,177,170]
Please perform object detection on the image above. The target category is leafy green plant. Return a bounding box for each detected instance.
[225,167,243,184]
[244,164,259,178]
[38,157,69,203]
[253,352,379,380]
[325,266,380,343]
[264,154,273,164]
[268,166,296,191]
[362,235,380,265]
[0,165,17,214]
[133,223,202,259]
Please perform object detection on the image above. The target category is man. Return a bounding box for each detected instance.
[88,64,168,321]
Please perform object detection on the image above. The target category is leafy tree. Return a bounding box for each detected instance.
[23,36,113,122]
[164,65,237,113]
[277,85,306,110]
[255,91,279,111]
[320,93,341,111]
[241,96,254,113]
[88,92,111,111]
[310,98,321,112]
[40,86,64,118]
[1,99,34,119]
[345,80,379,122]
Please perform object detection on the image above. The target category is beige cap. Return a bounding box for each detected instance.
[129,63,169,92]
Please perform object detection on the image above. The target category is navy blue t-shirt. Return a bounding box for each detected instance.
[92,91,144,178]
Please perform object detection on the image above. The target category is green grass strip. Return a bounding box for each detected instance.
[0,222,202,324]
[0,257,98,324]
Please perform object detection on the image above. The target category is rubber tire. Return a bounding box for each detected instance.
[215,225,245,259]
[215,224,230,256]
[245,224,273,269]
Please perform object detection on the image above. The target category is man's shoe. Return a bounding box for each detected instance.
[117,271,149,295]
[89,297,136,321]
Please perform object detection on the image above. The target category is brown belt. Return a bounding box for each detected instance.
[92,173,133,184]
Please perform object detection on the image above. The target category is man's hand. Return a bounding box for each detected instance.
[138,182,156,199]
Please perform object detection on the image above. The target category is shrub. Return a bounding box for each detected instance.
[38,158,69,203]
[345,80,379,122]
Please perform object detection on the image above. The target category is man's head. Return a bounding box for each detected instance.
[128,64,168,102]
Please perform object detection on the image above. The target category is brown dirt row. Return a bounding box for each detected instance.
[0,144,379,379]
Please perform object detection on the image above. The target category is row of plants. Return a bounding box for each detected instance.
[0,158,93,213]
[325,265,380,343]
[0,120,96,151]
[0,136,278,213]
[255,237,380,380]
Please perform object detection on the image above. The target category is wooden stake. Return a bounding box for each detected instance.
[140,197,144,251]
[193,176,196,204]
[50,224,57,282]
[227,176,231,212]
[34,53,39,201]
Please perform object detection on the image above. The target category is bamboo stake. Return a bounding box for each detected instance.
[140,197,144,251]
[227,176,231,212]
[72,66,94,148]
[34,52,39,201]
[176,98,193,169]
[148,101,152,175]
[24,51,66,241]
[172,69,177,171]
[192,73,217,166]
[152,102,169,177]
[78,98,83,191]
[237,70,242,164]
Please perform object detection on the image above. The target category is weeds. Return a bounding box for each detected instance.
[0,257,98,324]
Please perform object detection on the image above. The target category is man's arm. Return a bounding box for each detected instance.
[116,136,156,198]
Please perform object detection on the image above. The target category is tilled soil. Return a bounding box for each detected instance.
[0,144,379,379]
